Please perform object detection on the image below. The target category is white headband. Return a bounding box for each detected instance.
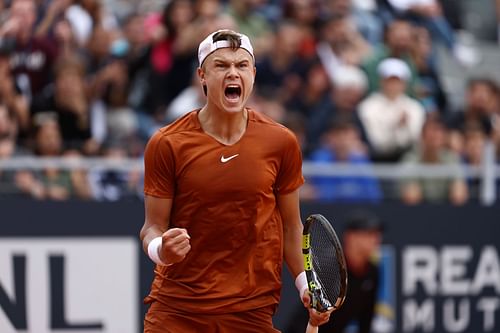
[198,30,254,67]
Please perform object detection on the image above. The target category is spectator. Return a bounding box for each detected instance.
[385,0,481,66]
[0,52,29,139]
[34,0,72,40]
[64,0,94,47]
[325,0,384,46]
[90,38,138,147]
[83,25,114,74]
[358,58,425,162]
[65,0,118,46]
[255,21,309,105]
[0,104,16,140]
[362,18,418,94]
[410,26,448,115]
[286,62,333,155]
[22,114,92,200]
[1,0,59,102]
[386,0,454,46]
[461,124,488,201]
[122,13,148,61]
[462,124,487,167]
[400,116,469,205]
[329,65,368,123]
[225,0,273,56]
[121,13,153,141]
[302,64,368,153]
[281,0,321,61]
[0,103,34,198]
[303,117,382,203]
[447,78,498,140]
[51,16,84,61]
[88,142,142,201]
[31,56,93,152]
[316,13,372,82]
[135,0,197,139]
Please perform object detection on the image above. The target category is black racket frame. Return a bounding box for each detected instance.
[302,214,348,312]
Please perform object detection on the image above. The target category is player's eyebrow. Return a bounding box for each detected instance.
[212,58,251,66]
[212,58,229,64]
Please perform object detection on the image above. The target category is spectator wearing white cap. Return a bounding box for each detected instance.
[361,19,418,95]
[357,58,425,162]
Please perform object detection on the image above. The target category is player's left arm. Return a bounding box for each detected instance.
[277,189,331,327]
[278,189,304,279]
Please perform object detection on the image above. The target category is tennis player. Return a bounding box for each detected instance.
[140,29,331,332]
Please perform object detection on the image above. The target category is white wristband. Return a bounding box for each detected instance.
[295,271,308,298]
[147,236,166,266]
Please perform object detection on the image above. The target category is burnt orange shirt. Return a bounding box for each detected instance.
[143,108,304,315]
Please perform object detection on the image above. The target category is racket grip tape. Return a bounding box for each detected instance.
[302,233,311,250]
[303,252,313,271]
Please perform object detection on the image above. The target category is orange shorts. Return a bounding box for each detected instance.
[144,301,280,333]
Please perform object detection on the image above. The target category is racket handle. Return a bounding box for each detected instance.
[306,322,318,333]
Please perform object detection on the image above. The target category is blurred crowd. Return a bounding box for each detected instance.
[0,0,499,204]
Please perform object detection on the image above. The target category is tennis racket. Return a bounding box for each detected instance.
[302,214,348,333]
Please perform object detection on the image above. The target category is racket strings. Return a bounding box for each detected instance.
[310,224,343,304]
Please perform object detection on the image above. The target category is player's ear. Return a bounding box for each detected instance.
[197,67,205,84]
[197,67,207,96]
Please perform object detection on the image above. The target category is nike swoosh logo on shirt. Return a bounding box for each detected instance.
[220,154,239,163]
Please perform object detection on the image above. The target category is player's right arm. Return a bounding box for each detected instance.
[140,195,191,265]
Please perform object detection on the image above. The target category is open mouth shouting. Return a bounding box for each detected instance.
[224,84,242,103]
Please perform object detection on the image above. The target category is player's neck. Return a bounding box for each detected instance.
[198,106,248,145]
